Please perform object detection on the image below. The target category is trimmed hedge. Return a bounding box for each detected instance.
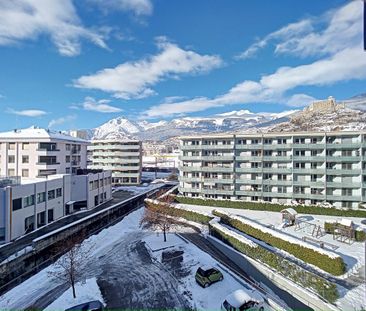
[176,196,366,218]
[210,223,339,304]
[213,210,346,276]
[145,200,213,224]
[324,222,366,242]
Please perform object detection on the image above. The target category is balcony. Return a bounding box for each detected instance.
[202,188,234,195]
[203,178,234,184]
[236,144,263,150]
[292,143,326,149]
[201,144,234,150]
[293,168,325,174]
[326,169,361,176]
[326,182,361,188]
[262,156,292,162]
[92,151,140,158]
[292,156,326,162]
[326,194,361,202]
[36,161,60,166]
[235,167,262,173]
[293,180,324,187]
[293,193,325,200]
[179,177,202,183]
[326,143,361,149]
[263,191,292,198]
[262,179,293,186]
[262,168,292,174]
[179,166,202,172]
[235,190,262,196]
[89,144,140,151]
[181,145,203,151]
[262,144,293,150]
[201,166,234,173]
[201,155,234,161]
[179,156,202,161]
[236,179,262,185]
[178,187,201,193]
[326,156,361,162]
[236,156,262,161]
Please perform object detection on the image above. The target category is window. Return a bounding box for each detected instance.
[8,143,15,150]
[263,139,272,144]
[66,144,71,151]
[8,155,15,163]
[48,209,54,222]
[263,162,272,168]
[22,155,29,163]
[23,195,35,207]
[48,189,55,200]
[8,169,15,176]
[37,211,46,227]
[22,169,29,177]
[39,142,57,151]
[37,192,46,203]
[56,188,62,197]
[65,167,70,173]
[22,143,29,150]
[38,169,57,177]
[342,188,352,196]
[278,174,287,181]
[66,155,70,163]
[277,138,287,144]
[12,198,22,211]
[342,163,352,170]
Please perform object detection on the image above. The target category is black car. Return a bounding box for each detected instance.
[65,300,103,311]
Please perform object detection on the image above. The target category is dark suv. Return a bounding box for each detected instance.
[195,266,223,288]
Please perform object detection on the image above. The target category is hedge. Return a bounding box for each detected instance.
[176,196,366,218]
[145,200,213,225]
[213,210,346,276]
[324,222,366,242]
[210,223,339,304]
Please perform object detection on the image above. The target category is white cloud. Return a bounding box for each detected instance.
[0,0,108,56]
[90,0,153,16]
[6,108,47,117]
[73,97,123,113]
[74,37,223,99]
[48,114,76,128]
[144,1,365,118]
[238,1,362,59]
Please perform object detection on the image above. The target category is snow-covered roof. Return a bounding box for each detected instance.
[340,219,354,227]
[281,208,298,216]
[0,127,89,143]
[224,289,262,307]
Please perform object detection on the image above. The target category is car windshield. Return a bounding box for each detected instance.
[197,267,209,277]
[223,300,234,311]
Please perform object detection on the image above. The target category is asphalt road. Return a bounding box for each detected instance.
[0,190,133,263]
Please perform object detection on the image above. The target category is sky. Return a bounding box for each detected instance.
[0,0,365,131]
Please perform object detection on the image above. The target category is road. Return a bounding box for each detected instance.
[0,190,133,263]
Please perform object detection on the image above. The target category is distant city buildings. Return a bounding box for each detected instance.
[0,127,88,179]
[88,140,142,185]
[179,131,366,209]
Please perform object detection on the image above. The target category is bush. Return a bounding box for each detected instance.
[210,223,339,304]
[214,210,346,276]
[324,222,366,242]
[176,196,366,218]
[145,200,213,224]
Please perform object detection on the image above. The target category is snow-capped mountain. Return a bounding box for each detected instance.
[89,109,299,140]
[85,94,366,141]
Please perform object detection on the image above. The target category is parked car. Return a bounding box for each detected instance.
[222,289,264,311]
[195,266,223,287]
[65,300,104,311]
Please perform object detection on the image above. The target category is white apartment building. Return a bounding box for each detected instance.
[0,127,88,179]
[0,170,112,243]
[88,140,142,185]
[179,131,366,209]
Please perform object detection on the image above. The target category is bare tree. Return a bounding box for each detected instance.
[48,233,91,299]
[140,192,178,242]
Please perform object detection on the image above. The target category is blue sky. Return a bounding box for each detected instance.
[0,0,364,131]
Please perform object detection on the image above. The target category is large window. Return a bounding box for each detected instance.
[22,143,29,150]
[38,169,57,177]
[23,195,35,207]
[22,155,29,163]
[37,192,46,203]
[8,155,15,163]
[12,198,22,211]
[39,142,57,151]
[56,188,62,197]
[48,189,55,200]
[8,143,15,150]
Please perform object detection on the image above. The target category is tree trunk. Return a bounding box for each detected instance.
[163,228,167,242]
[72,280,76,298]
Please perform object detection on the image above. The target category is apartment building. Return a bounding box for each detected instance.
[0,170,112,243]
[0,127,88,179]
[179,131,366,209]
[88,140,142,185]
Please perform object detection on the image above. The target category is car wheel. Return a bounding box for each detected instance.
[204,282,210,288]
[219,276,223,281]
[259,307,264,311]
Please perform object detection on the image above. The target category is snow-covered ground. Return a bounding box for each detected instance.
[0,206,280,311]
[112,183,163,194]
[175,203,366,310]
[44,278,104,311]
[143,232,274,311]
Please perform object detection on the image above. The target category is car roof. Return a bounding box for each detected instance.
[225,289,262,308]
[199,265,214,271]
[65,300,103,311]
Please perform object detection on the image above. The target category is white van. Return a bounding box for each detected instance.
[222,289,265,311]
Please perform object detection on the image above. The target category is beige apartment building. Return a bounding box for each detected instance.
[88,140,142,185]
[179,131,366,209]
[0,127,88,179]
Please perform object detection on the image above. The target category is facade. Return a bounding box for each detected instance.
[179,131,366,209]
[0,127,88,179]
[0,170,112,243]
[88,140,142,185]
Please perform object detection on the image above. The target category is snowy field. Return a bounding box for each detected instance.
[176,203,366,310]
[0,206,276,311]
